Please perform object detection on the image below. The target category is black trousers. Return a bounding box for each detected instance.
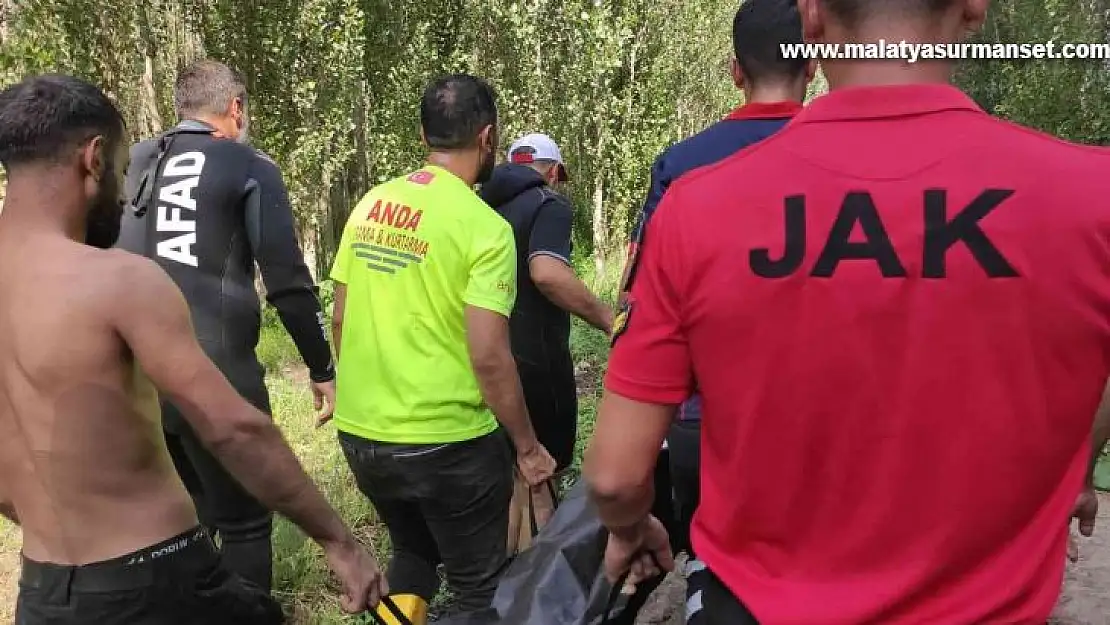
[339,429,514,614]
[15,527,283,625]
[685,562,759,625]
[162,368,273,593]
[516,345,578,473]
[666,419,701,557]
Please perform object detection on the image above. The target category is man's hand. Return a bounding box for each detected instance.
[323,537,389,613]
[516,442,557,487]
[313,379,337,428]
[1068,487,1099,562]
[600,307,615,336]
[603,516,674,589]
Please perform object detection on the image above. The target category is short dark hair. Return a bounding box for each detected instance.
[824,0,954,26]
[175,60,247,119]
[420,74,498,151]
[733,0,808,85]
[0,74,125,170]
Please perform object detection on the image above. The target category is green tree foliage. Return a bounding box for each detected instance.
[1,0,739,275]
[1,0,1108,276]
[956,0,1110,143]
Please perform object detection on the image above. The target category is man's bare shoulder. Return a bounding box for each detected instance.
[98,248,167,278]
[89,250,184,314]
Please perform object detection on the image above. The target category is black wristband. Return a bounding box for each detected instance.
[309,366,336,384]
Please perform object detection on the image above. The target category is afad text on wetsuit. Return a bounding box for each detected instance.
[155,151,206,267]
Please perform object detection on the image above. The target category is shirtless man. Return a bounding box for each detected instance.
[0,75,385,624]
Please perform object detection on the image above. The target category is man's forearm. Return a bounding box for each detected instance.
[205,416,351,547]
[0,500,19,526]
[473,355,539,452]
[591,477,654,541]
[585,394,677,542]
[535,273,613,333]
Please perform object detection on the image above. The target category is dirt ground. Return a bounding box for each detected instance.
[634,492,1110,625]
[1049,493,1110,624]
[1,524,18,621]
[1,494,1108,622]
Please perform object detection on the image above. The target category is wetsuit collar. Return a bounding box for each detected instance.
[174,119,217,133]
[724,100,804,121]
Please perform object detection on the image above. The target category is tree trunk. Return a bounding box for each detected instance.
[0,0,13,45]
[591,68,609,279]
[592,165,606,279]
[139,54,163,136]
[302,219,319,282]
[134,5,163,137]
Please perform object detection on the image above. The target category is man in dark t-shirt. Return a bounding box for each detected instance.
[480,133,612,473]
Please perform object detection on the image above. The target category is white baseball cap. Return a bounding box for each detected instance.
[508,133,569,181]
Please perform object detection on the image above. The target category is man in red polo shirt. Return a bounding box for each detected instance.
[586,0,1110,623]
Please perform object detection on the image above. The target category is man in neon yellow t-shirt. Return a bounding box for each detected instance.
[329,73,555,614]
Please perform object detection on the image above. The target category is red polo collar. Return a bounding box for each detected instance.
[724,100,804,121]
[793,83,983,124]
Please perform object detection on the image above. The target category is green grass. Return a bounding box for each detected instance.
[257,325,302,375]
[266,371,383,623]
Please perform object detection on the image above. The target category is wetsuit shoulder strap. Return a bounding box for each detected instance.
[129,123,216,219]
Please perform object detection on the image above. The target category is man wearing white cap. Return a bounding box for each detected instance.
[480,132,613,476]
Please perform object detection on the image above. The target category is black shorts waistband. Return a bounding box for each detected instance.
[21,526,216,593]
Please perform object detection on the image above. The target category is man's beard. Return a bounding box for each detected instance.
[476,147,495,185]
[85,183,123,249]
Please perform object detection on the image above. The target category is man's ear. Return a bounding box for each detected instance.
[82,136,107,181]
[478,124,495,151]
[729,57,745,90]
[419,126,429,147]
[962,0,989,35]
[797,0,824,43]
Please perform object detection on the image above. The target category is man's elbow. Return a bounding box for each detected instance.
[584,449,649,506]
[203,412,273,456]
[530,260,571,296]
[530,269,557,292]
[470,347,511,383]
[175,384,273,453]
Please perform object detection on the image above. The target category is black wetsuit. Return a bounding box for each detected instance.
[479,164,578,473]
[117,120,334,592]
